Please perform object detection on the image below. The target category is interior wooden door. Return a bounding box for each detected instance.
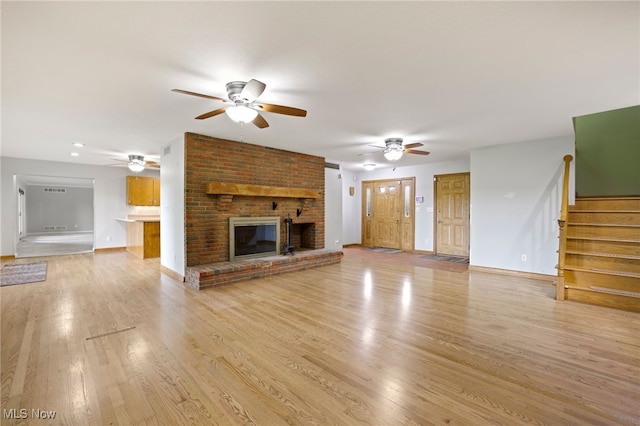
[435,173,470,257]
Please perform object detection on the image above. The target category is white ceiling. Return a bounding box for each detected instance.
[2,1,638,171]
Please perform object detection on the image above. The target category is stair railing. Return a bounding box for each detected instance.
[556,154,573,301]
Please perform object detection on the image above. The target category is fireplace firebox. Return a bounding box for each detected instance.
[229,217,280,261]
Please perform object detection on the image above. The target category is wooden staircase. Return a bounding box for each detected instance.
[561,197,640,311]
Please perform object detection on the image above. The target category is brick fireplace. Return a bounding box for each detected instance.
[183,132,341,288]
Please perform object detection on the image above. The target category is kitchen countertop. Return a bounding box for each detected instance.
[117,215,160,222]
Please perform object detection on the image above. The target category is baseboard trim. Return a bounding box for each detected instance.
[161,265,185,282]
[469,265,556,282]
[94,247,126,253]
[1,255,16,261]
[343,243,362,248]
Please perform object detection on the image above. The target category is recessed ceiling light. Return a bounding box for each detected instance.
[70,152,80,157]
[72,142,84,148]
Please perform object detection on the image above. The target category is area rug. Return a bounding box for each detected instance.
[364,247,404,254]
[0,261,48,287]
[420,254,469,264]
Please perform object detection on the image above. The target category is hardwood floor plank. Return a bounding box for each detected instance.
[1,248,639,425]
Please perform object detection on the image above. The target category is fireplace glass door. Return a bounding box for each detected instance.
[229,217,280,260]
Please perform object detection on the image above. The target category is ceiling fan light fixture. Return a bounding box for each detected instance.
[225,105,258,123]
[383,145,403,161]
[363,163,376,171]
[128,154,146,172]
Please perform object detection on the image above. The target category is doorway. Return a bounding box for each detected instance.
[14,175,95,258]
[434,172,470,257]
[361,177,415,251]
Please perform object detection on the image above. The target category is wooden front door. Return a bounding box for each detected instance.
[435,173,470,257]
[362,178,415,250]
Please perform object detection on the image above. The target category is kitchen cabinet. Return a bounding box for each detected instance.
[127,176,160,206]
[125,219,160,259]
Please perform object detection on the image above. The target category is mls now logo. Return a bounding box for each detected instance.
[3,408,56,419]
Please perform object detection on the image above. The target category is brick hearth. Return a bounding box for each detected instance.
[186,249,343,289]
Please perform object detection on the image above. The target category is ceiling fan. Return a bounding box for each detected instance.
[367,138,430,161]
[172,79,307,129]
[110,154,160,172]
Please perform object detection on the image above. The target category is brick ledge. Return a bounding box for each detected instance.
[186,249,343,289]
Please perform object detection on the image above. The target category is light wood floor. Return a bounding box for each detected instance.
[15,232,94,258]
[1,248,638,425]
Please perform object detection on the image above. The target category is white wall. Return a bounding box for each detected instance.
[342,158,471,250]
[470,136,575,275]
[160,136,185,277]
[1,157,159,256]
[324,166,343,250]
[25,185,93,233]
[340,169,360,245]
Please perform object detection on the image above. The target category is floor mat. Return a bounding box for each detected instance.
[364,247,404,254]
[420,254,469,264]
[1,261,48,286]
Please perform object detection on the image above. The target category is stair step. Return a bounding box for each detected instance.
[564,266,640,279]
[588,286,640,298]
[569,209,640,213]
[565,251,640,274]
[567,236,640,243]
[567,211,640,225]
[563,286,640,312]
[565,250,640,260]
[566,238,640,256]
[567,223,640,227]
[573,197,640,211]
[564,269,640,293]
[567,224,640,239]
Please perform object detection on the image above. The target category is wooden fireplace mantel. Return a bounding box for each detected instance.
[206,182,321,199]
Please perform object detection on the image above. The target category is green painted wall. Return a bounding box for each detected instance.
[574,105,640,197]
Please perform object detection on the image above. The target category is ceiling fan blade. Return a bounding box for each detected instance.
[257,103,307,117]
[106,158,129,167]
[403,142,424,149]
[241,79,266,102]
[171,89,227,102]
[405,149,430,156]
[252,113,269,129]
[146,161,161,169]
[195,107,227,120]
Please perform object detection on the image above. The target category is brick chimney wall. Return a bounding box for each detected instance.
[184,132,326,267]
